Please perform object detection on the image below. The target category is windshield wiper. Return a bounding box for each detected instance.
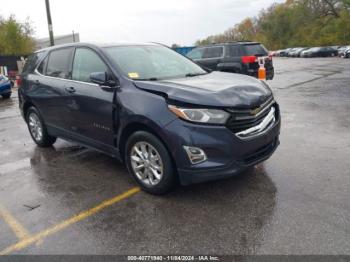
[134,77,158,81]
[185,72,208,77]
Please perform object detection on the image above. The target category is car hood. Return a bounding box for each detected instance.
[133,72,272,108]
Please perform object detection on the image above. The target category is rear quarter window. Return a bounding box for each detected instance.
[22,52,45,75]
[243,44,268,56]
[37,55,48,75]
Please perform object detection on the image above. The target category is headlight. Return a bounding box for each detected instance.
[168,105,230,124]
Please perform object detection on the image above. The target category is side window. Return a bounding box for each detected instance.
[72,48,108,83]
[46,48,74,79]
[186,48,204,60]
[202,47,223,59]
[37,55,48,74]
[22,52,45,74]
[227,45,242,57]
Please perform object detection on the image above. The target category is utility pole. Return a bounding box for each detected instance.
[45,0,54,46]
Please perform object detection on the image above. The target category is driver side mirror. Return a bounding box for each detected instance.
[90,72,118,89]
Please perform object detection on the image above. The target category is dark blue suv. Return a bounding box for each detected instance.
[19,43,280,194]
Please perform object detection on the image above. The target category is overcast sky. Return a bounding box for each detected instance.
[1,0,284,46]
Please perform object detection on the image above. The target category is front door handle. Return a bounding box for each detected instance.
[65,87,76,93]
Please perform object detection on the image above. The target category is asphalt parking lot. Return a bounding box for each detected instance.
[0,57,350,255]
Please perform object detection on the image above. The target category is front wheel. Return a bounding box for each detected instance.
[26,107,57,147]
[125,131,176,194]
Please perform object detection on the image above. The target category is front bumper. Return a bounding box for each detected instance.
[163,104,281,185]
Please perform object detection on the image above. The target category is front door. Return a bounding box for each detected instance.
[66,47,115,148]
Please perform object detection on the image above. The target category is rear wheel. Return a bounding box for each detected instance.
[26,107,57,147]
[1,93,11,99]
[125,131,176,194]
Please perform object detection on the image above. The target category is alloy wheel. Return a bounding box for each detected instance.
[28,113,43,142]
[130,141,164,186]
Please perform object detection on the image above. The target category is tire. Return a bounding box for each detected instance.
[125,131,176,194]
[26,106,57,147]
[1,93,11,99]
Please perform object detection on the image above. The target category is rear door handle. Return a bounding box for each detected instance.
[65,87,76,93]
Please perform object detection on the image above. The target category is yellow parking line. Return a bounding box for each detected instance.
[0,187,140,255]
[0,203,30,240]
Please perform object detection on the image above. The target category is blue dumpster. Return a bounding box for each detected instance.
[173,46,196,56]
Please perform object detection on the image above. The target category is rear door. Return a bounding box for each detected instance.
[30,47,74,131]
[188,46,224,70]
[224,45,244,72]
[66,47,115,147]
[199,46,224,70]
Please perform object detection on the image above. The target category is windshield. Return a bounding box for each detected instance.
[103,45,207,80]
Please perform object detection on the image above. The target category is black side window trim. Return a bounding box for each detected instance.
[34,46,119,86]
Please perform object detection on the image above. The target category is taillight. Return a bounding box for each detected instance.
[241,56,257,64]
[16,75,22,87]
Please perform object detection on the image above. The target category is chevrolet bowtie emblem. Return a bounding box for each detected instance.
[250,107,261,115]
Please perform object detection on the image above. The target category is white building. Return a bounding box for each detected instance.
[35,33,80,50]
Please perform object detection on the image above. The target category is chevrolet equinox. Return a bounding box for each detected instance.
[19,43,280,194]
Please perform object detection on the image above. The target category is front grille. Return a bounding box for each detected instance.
[243,138,278,165]
[225,99,276,134]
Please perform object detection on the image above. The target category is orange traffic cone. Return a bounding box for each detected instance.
[258,66,266,80]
